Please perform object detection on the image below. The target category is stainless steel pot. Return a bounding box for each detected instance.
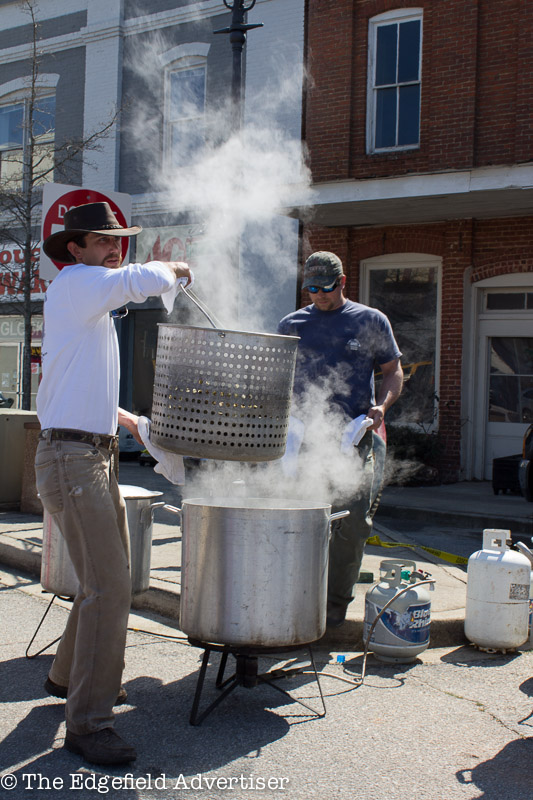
[179,497,348,647]
[40,484,168,596]
[150,324,299,462]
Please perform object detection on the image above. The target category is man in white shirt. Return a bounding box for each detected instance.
[35,202,191,766]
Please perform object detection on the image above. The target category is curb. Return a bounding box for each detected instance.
[0,529,467,651]
[377,503,533,535]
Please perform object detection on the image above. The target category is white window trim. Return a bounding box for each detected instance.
[0,74,59,103]
[360,252,442,431]
[366,8,423,154]
[161,44,209,170]
[0,76,57,186]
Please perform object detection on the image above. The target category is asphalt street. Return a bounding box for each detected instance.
[1,563,533,800]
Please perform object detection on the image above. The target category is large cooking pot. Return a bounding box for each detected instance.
[40,485,168,596]
[150,324,299,462]
[179,497,348,647]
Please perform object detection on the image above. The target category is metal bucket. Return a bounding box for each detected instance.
[40,485,164,596]
[150,324,299,461]
[179,497,348,647]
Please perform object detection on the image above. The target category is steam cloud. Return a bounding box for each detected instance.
[125,26,376,506]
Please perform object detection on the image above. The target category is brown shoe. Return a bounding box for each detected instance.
[64,728,137,765]
[44,677,128,706]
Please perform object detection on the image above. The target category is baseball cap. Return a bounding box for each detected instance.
[302,251,344,290]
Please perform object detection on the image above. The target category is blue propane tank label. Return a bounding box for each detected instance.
[365,601,431,645]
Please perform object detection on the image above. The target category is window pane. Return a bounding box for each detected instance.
[490,337,533,376]
[33,95,55,142]
[489,375,520,422]
[0,103,23,149]
[369,266,437,425]
[375,24,397,86]
[398,84,420,145]
[486,292,525,310]
[527,293,533,310]
[398,20,420,83]
[171,121,205,167]
[170,68,205,121]
[33,142,55,185]
[0,150,23,184]
[375,87,397,148]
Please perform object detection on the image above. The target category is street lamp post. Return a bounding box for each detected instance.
[215,0,263,133]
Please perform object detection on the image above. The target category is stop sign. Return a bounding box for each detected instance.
[40,184,134,280]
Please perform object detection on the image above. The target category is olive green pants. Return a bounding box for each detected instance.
[328,431,386,606]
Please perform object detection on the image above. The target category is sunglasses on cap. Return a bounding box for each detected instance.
[307,280,340,294]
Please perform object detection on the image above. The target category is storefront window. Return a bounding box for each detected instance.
[368,264,438,426]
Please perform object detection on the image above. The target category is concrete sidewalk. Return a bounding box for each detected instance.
[379,479,533,534]
[0,467,531,652]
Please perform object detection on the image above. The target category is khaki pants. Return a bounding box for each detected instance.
[35,438,131,735]
[328,431,386,606]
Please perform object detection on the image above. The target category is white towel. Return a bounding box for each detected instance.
[137,416,185,485]
[280,416,305,477]
[161,269,195,314]
[340,414,373,455]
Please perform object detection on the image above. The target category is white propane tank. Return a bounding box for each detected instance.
[465,529,530,652]
[513,541,533,648]
[364,559,432,663]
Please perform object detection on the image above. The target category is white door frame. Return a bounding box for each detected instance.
[463,273,533,479]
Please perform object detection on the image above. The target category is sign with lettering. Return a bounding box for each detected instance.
[0,245,47,302]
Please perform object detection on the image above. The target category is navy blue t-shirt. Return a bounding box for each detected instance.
[277,299,401,419]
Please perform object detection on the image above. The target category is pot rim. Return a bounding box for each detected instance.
[181,496,332,511]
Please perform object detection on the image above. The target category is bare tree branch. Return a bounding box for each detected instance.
[0,0,119,408]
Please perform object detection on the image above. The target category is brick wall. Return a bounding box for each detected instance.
[306,0,533,180]
[303,216,533,481]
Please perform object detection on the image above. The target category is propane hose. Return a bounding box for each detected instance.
[127,579,436,691]
[293,578,436,689]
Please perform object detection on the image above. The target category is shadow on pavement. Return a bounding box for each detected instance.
[456,738,533,800]
[439,645,522,667]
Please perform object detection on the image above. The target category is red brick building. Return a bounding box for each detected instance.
[297,0,533,482]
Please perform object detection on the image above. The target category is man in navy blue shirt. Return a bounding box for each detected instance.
[278,252,403,627]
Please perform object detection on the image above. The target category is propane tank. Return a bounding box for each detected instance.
[465,529,530,652]
[514,540,533,648]
[364,559,433,663]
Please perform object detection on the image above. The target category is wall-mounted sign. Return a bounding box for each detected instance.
[135,224,204,267]
[0,245,46,302]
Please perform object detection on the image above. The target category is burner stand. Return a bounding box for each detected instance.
[187,638,326,726]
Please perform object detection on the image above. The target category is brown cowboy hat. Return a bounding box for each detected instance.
[43,201,142,263]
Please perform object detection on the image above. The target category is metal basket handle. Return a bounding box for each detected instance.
[179,284,224,329]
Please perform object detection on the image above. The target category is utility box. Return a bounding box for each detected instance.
[0,410,39,508]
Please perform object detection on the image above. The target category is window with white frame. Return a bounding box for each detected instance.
[367,9,422,153]
[362,254,440,427]
[0,93,55,187]
[165,57,206,168]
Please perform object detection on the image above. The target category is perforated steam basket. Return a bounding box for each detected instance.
[150,323,299,461]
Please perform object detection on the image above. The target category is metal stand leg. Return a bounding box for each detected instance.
[188,642,327,726]
[189,647,241,726]
[257,646,326,718]
[25,595,62,659]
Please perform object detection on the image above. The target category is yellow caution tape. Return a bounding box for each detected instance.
[367,534,469,566]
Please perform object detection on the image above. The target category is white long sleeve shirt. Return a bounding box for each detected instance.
[37,261,176,434]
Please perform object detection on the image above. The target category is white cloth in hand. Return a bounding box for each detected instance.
[340,414,373,455]
[280,416,305,477]
[137,416,185,485]
[161,268,195,314]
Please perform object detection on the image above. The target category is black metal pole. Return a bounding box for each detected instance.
[215,0,263,134]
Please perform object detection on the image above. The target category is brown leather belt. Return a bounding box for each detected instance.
[40,428,119,450]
